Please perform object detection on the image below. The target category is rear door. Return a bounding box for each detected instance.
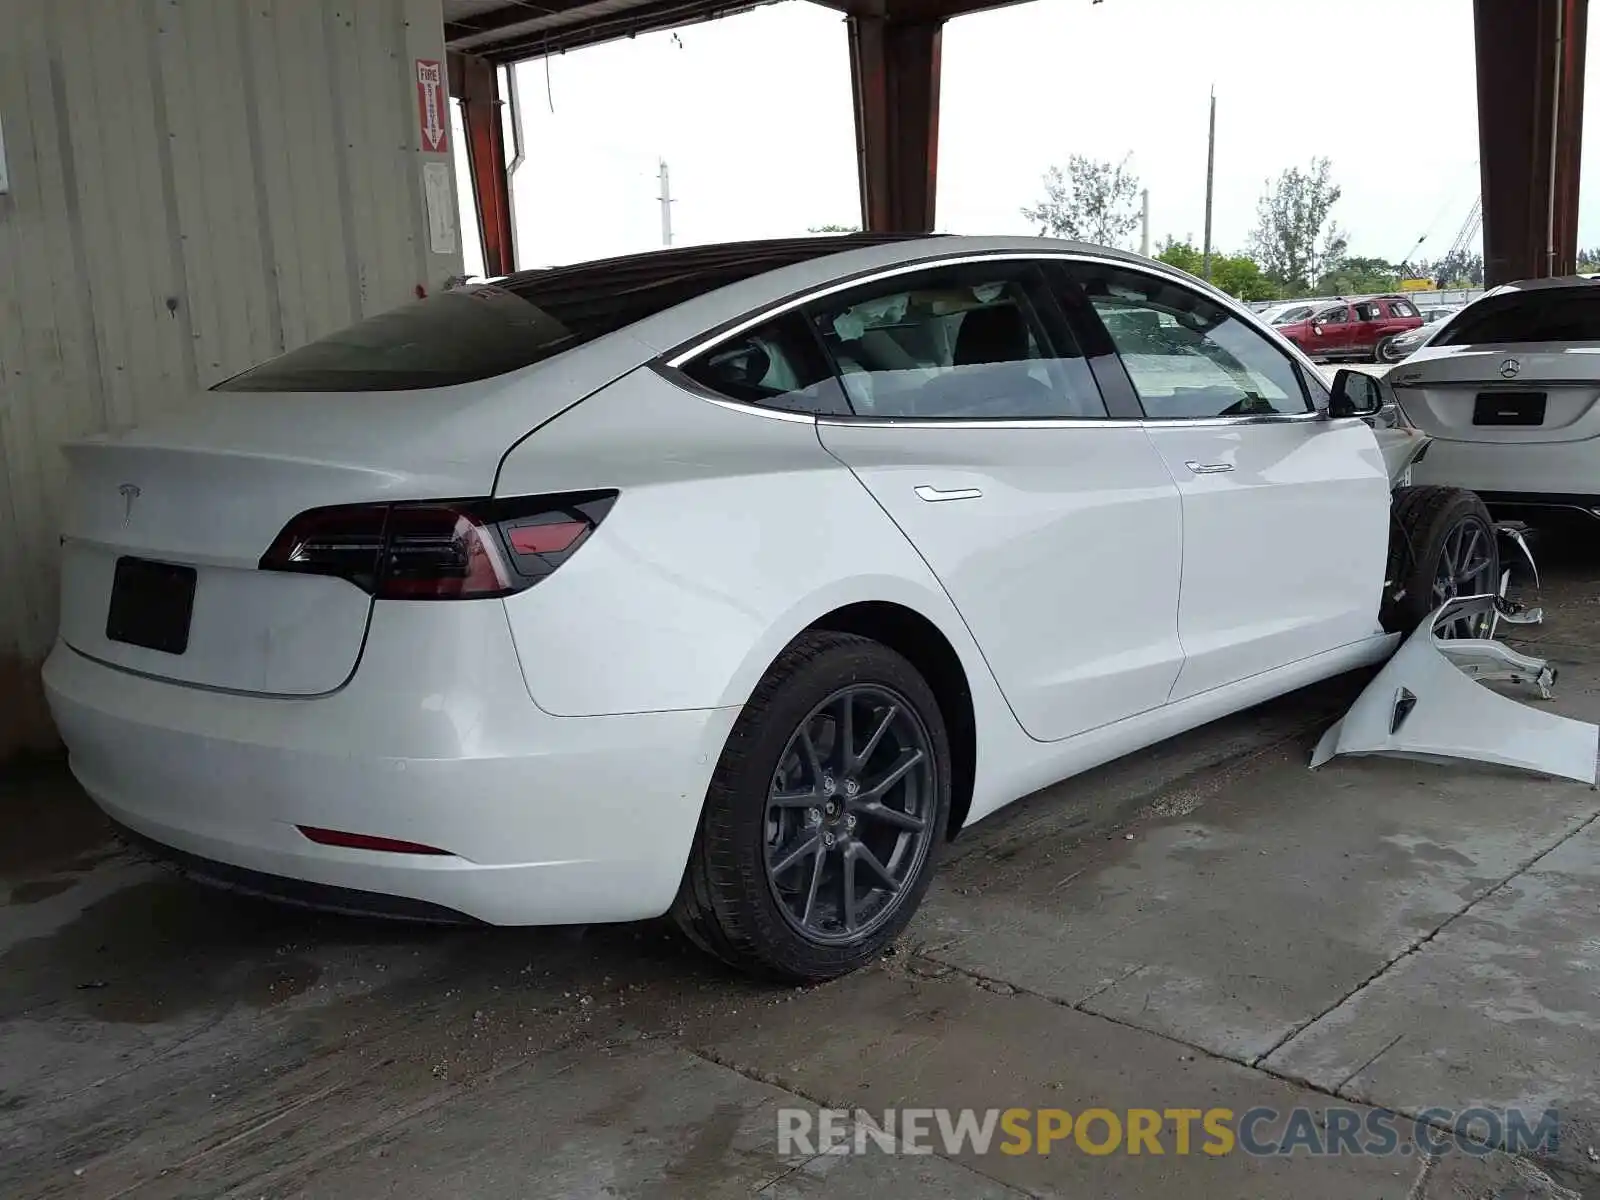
[806,258,1186,743]
[1066,261,1389,700]
[1351,300,1385,356]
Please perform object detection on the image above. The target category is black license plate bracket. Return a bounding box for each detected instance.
[1473,391,1547,426]
[105,557,197,655]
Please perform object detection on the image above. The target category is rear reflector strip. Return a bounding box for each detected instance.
[297,826,453,856]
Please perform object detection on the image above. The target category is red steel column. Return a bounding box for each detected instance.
[848,15,943,233]
[1474,0,1587,284]
[450,51,516,277]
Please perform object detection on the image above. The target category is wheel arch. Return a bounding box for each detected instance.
[801,601,979,838]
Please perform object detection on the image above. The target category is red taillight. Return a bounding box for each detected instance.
[297,826,452,855]
[260,491,617,600]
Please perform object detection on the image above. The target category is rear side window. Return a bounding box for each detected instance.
[805,263,1108,419]
[1439,288,1600,345]
[679,315,846,414]
[1388,300,1418,318]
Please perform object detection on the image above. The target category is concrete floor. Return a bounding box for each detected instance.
[6,533,1600,1198]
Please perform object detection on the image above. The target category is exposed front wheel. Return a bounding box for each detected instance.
[1374,335,1401,363]
[1381,486,1500,637]
[672,631,951,982]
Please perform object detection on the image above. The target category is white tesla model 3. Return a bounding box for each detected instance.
[44,235,1485,980]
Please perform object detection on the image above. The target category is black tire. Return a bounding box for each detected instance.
[671,630,952,982]
[1374,335,1399,364]
[1381,485,1499,635]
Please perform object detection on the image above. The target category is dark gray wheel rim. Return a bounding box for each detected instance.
[1432,515,1497,639]
[764,685,936,946]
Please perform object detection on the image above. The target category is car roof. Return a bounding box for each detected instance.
[513,233,1220,358]
[1487,273,1600,296]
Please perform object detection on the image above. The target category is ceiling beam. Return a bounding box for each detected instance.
[469,0,768,60]
[813,0,1034,19]
[445,2,588,45]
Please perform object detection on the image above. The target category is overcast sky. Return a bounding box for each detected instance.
[453,0,1600,274]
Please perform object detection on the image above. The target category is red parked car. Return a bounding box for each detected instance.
[1276,295,1424,364]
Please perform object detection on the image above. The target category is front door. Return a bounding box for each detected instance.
[1309,303,1355,358]
[808,259,1185,742]
[1067,262,1391,700]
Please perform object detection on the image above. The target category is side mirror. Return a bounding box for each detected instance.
[1327,368,1390,418]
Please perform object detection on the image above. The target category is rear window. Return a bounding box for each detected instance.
[1438,288,1600,346]
[215,286,590,392]
[215,235,938,392]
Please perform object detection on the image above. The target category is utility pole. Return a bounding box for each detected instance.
[658,159,674,247]
[1140,188,1150,257]
[1202,85,1216,280]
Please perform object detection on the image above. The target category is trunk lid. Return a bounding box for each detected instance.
[1390,343,1600,445]
[57,344,642,694]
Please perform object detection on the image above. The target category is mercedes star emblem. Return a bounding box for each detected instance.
[1499,357,1522,379]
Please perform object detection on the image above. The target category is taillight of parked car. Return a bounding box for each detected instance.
[259,491,617,599]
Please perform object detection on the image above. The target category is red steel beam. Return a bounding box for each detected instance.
[849,14,943,233]
[1474,0,1587,284]
[450,51,516,277]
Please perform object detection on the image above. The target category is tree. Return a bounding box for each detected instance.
[1154,237,1279,302]
[1316,256,1401,296]
[1577,247,1600,273]
[1432,249,1484,287]
[1021,154,1142,249]
[1249,158,1347,295]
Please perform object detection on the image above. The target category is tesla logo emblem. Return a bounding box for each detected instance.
[1499,357,1522,379]
[118,483,141,525]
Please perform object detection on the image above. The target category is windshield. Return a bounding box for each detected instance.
[1269,305,1314,324]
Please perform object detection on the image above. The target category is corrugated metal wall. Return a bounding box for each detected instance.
[0,0,463,758]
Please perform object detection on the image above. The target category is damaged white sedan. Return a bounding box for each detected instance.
[43,235,1578,983]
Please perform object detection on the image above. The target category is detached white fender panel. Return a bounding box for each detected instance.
[1311,598,1599,785]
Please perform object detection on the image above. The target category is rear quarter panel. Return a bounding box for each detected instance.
[492,367,1009,727]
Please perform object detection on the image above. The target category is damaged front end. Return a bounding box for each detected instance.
[1311,590,1599,786]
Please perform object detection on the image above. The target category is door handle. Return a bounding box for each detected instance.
[1185,461,1234,475]
[914,485,983,502]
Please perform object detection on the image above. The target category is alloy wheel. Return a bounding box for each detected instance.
[763,685,937,945]
[1432,516,1497,639]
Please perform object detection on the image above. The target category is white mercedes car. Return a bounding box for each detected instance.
[44,235,1497,981]
[1398,276,1600,520]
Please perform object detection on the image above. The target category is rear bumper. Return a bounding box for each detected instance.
[42,602,739,926]
[1410,437,1600,505]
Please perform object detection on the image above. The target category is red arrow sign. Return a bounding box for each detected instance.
[416,59,446,153]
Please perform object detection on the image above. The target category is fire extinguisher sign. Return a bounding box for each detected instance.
[416,59,447,153]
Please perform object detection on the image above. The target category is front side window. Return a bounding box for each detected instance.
[1074,264,1310,419]
[1315,305,1350,325]
[805,264,1107,419]
[679,314,843,414]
